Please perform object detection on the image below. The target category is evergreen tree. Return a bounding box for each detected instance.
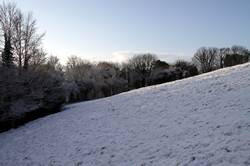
[1,33,13,67]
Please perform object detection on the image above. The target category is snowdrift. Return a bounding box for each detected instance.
[0,63,250,166]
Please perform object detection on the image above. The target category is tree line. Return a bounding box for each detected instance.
[0,2,64,131]
[0,2,249,131]
[193,46,250,73]
[63,54,198,103]
[64,45,250,102]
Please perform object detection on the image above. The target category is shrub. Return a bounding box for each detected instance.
[0,66,65,132]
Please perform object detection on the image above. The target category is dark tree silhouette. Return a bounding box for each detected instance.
[128,54,158,87]
[174,60,198,77]
[1,33,13,67]
[154,60,169,70]
[224,53,249,67]
[224,46,249,67]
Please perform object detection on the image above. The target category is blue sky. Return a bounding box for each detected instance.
[6,0,250,63]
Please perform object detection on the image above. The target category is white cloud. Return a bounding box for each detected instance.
[157,53,192,63]
[55,51,192,65]
[110,51,135,63]
[110,51,192,63]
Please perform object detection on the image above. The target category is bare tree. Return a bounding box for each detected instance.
[0,2,17,66]
[192,47,218,73]
[22,13,45,70]
[128,53,157,87]
[28,48,46,68]
[0,2,45,71]
[230,45,248,55]
[12,9,23,70]
[0,1,17,42]
[216,47,230,68]
[65,55,92,82]
[45,55,62,72]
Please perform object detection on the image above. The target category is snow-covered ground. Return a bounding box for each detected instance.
[1,63,250,166]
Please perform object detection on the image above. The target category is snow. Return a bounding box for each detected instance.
[1,63,250,166]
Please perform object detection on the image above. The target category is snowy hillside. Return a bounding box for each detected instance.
[1,63,250,166]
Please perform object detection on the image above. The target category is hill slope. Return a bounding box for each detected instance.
[0,63,250,166]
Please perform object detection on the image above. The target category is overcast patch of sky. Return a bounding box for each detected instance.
[5,0,250,63]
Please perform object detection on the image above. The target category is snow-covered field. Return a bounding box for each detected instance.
[1,63,250,166]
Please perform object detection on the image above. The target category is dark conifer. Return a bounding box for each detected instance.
[1,33,13,67]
